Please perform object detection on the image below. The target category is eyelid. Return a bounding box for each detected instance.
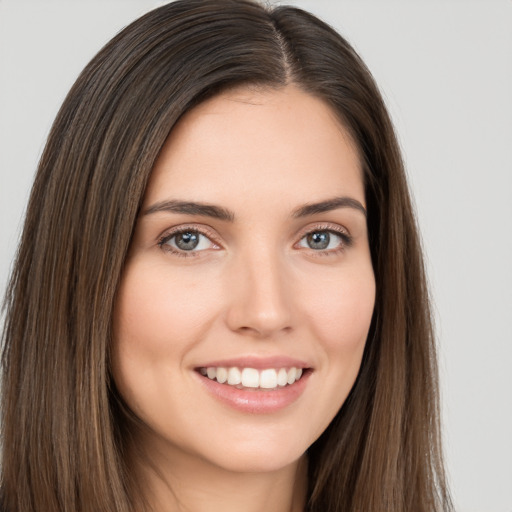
[156,222,352,257]
[294,222,351,240]
[293,222,353,253]
[157,224,223,255]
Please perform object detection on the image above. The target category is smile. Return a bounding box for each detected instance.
[198,366,304,390]
[195,360,312,413]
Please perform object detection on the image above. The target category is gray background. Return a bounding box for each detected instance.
[1,1,511,510]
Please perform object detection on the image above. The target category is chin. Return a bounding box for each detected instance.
[187,425,313,474]
[208,446,305,474]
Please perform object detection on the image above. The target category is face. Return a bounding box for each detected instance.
[112,85,375,474]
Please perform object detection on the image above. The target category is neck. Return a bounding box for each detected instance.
[128,432,308,512]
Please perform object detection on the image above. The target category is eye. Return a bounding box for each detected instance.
[158,228,219,255]
[297,229,351,252]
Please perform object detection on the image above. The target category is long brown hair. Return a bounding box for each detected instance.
[1,1,452,510]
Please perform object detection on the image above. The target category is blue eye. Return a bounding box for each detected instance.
[173,231,200,250]
[297,230,349,251]
[159,229,216,254]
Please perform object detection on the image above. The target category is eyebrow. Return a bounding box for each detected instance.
[143,200,235,221]
[143,196,366,222]
[292,197,367,218]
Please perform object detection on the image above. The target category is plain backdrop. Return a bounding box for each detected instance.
[1,1,511,511]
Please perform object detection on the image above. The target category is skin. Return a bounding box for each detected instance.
[112,85,376,512]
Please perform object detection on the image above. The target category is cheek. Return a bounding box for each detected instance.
[111,263,211,404]
[113,262,218,355]
[291,263,375,441]
[303,265,376,355]
[111,262,224,428]
[114,271,174,360]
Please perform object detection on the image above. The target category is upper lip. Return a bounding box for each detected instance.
[195,355,311,370]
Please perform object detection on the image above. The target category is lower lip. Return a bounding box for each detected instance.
[196,370,311,414]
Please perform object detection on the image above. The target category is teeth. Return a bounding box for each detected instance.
[260,369,277,389]
[277,368,288,387]
[241,368,259,388]
[216,367,228,384]
[227,367,241,385]
[201,366,304,390]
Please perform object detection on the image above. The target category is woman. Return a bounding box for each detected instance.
[1,0,453,511]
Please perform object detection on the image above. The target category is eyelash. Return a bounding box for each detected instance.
[295,224,353,256]
[157,224,353,258]
[157,225,220,258]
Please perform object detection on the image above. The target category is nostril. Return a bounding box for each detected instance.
[234,324,293,338]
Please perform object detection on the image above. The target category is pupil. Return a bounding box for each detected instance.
[176,232,199,250]
[307,232,330,250]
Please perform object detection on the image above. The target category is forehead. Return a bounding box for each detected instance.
[144,85,364,212]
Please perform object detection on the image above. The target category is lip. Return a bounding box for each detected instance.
[193,356,313,414]
[195,355,310,370]
[195,369,311,414]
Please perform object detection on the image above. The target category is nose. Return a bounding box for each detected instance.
[225,247,294,338]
